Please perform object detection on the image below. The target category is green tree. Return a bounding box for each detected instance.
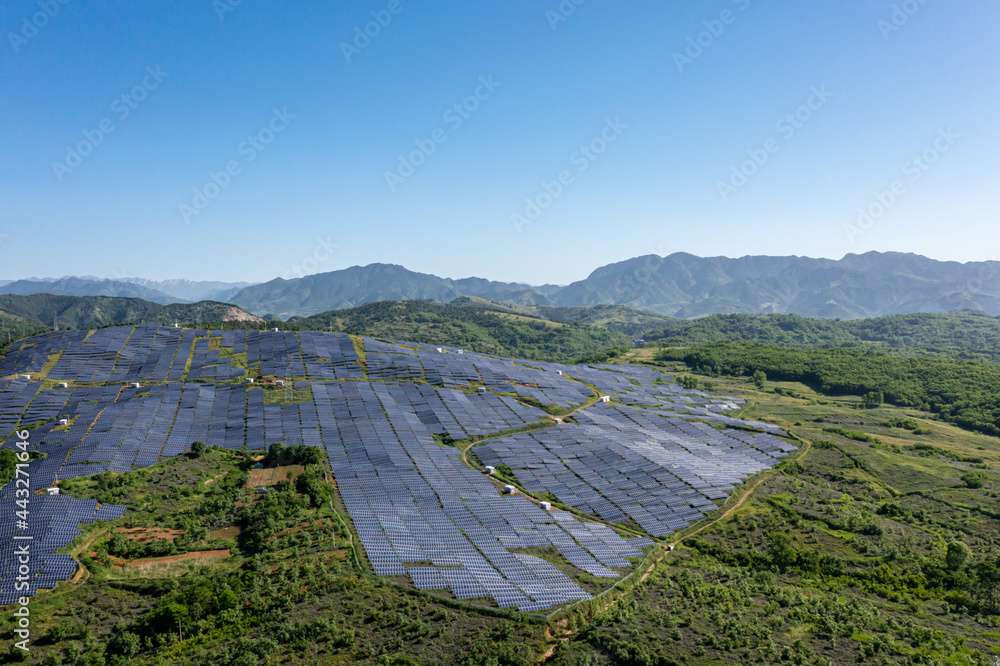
[117,631,141,660]
[768,534,796,572]
[945,541,972,571]
[962,471,985,489]
[189,441,207,459]
[678,375,700,390]
[862,390,884,409]
[974,560,1000,612]
[0,448,16,486]
[753,370,767,389]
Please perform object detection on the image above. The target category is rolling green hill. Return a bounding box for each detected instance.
[448,297,672,337]
[645,310,1000,363]
[295,299,632,361]
[0,294,261,336]
[658,341,1000,437]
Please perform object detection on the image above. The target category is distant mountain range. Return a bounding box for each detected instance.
[0,294,260,333]
[115,277,255,302]
[552,252,1000,319]
[0,277,255,305]
[227,252,1000,318]
[5,252,999,320]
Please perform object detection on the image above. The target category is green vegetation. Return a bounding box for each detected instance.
[753,370,767,389]
[448,297,673,337]
[646,310,1000,363]
[0,293,260,334]
[261,442,325,468]
[544,377,1000,666]
[659,341,1000,436]
[297,300,632,362]
[0,448,15,486]
[7,449,544,665]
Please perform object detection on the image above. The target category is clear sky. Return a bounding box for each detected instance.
[2,1,998,285]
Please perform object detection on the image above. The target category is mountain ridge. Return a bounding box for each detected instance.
[230,252,1000,318]
[6,252,998,320]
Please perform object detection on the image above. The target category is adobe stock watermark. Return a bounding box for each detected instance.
[213,0,244,21]
[282,236,340,280]
[384,75,501,192]
[546,0,586,31]
[717,85,833,202]
[6,0,71,55]
[673,0,751,73]
[511,117,627,234]
[179,107,295,223]
[51,66,168,182]
[340,0,407,63]
[878,0,932,40]
[843,127,958,244]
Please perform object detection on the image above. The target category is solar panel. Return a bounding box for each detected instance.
[0,325,793,610]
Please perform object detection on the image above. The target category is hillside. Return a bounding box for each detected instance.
[231,264,550,317]
[295,299,630,361]
[449,297,672,337]
[645,310,1000,363]
[658,341,1000,437]
[0,294,261,333]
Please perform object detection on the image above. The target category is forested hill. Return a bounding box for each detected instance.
[294,299,631,361]
[0,294,261,336]
[659,341,1000,437]
[645,311,1000,363]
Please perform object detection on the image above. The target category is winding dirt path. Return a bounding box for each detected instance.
[538,434,813,661]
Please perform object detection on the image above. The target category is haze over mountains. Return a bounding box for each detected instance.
[0,277,254,305]
[4,252,999,320]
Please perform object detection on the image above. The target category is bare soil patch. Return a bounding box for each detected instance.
[127,549,230,568]
[247,464,304,487]
[116,527,184,543]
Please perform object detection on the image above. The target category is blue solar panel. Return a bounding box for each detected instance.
[0,325,793,610]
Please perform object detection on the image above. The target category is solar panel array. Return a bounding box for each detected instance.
[477,404,793,537]
[0,493,124,605]
[0,325,794,610]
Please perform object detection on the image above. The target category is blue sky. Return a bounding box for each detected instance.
[1,0,997,285]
